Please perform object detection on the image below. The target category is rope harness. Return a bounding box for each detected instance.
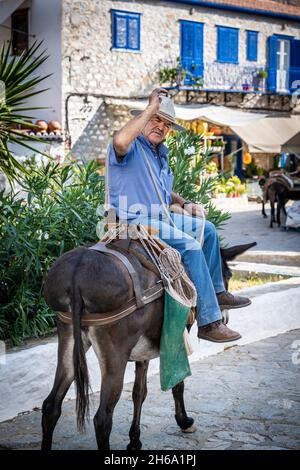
[102,223,197,309]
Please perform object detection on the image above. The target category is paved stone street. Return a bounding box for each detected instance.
[0,330,299,450]
[217,200,299,254]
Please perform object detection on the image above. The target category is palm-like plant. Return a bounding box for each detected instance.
[0,40,50,181]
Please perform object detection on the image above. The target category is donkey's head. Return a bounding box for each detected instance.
[221,242,257,291]
[258,176,266,188]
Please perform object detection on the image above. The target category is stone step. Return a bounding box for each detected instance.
[235,251,300,268]
[229,261,300,278]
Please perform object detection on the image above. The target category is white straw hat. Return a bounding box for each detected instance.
[131,95,186,132]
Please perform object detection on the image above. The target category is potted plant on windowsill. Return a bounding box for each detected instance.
[190,75,204,89]
[254,69,268,91]
[183,70,204,89]
[242,82,252,91]
[258,69,268,81]
[158,66,179,87]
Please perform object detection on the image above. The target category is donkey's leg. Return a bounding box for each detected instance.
[270,201,275,228]
[41,322,90,450]
[262,200,267,218]
[277,202,281,227]
[127,360,149,451]
[93,359,128,451]
[172,381,196,433]
[90,329,128,451]
[282,201,287,217]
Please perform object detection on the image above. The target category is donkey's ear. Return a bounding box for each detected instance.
[221,242,257,261]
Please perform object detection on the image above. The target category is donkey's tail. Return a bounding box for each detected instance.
[72,281,89,432]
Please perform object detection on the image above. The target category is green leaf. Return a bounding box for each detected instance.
[0,41,50,179]
[167,130,230,232]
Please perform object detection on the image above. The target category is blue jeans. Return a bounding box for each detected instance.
[130,213,224,327]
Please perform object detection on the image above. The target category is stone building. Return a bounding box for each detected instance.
[1,0,300,166]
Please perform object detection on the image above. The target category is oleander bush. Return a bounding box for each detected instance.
[0,159,104,344]
[167,130,230,229]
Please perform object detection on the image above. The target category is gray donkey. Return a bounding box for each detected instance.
[41,240,256,450]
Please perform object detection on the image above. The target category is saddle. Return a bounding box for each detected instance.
[268,171,293,190]
[267,170,300,191]
[57,233,163,327]
[57,226,196,328]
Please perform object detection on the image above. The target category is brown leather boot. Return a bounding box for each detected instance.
[198,320,241,343]
[217,291,251,310]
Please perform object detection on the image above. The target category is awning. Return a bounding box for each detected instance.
[175,104,268,126]
[282,131,300,155]
[232,116,300,153]
[122,99,267,126]
[173,105,300,154]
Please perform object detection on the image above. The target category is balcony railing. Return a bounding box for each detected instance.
[203,63,265,92]
[157,59,300,94]
[157,59,267,93]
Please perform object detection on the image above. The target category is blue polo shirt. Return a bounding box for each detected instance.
[107,134,174,220]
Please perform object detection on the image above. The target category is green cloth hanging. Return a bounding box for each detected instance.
[160,291,192,391]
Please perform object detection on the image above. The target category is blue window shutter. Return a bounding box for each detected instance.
[193,23,204,80]
[229,28,239,63]
[180,21,203,85]
[247,31,258,61]
[289,39,300,92]
[115,14,127,48]
[194,23,203,64]
[112,10,140,51]
[218,28,226,62]
[128,16,139,50]
[181,21,194,63]
[267,36,278,92]
[217,26,238,63]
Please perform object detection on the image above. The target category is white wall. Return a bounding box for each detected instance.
[0,16,10,44]
[0,0,63,124]
[28,0,62,123]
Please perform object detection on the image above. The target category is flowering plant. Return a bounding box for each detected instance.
[0,159,104,345]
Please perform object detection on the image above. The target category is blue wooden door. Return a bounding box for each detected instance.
[289,39,300,92]
[180,21,204,85]
[267,36,278,92]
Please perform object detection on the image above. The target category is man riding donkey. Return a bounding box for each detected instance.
[108,88,251,343]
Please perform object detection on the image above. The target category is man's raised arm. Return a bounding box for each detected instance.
[113,88,167,157]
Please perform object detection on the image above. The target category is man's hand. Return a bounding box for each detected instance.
[184,202,208,218]
[169,203,190,215]
[113,88,168,157]
[148,88,169,114]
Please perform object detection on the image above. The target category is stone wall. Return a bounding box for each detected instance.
[67,96,132,160]
[62,0,300,97]
[61,0,300,160]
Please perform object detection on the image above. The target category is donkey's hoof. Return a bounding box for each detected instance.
[127,440,142,451]
[182,424,197,433]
